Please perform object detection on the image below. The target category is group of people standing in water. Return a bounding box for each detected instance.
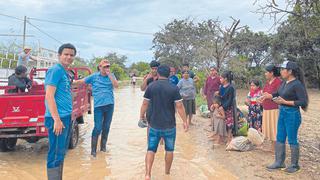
[43,43,308,180]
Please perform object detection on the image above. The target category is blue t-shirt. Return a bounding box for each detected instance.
[85,72,116,108]
[169,75,179,85]
[45,64,72,118]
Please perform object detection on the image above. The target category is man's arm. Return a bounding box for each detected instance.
[109,74,119,88]
[140,99,149,119]
[45,85,65,135]
[140,77,149,91]
[175,100,189,131]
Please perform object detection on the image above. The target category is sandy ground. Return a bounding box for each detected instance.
[193,89,320,180]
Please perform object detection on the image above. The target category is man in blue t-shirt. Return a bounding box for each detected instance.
[73,59,118,157]
[44,43,76,179]
[169,67,179,85]
[140,65,188,180]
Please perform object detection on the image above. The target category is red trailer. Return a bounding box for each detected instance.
[0,67,92,151]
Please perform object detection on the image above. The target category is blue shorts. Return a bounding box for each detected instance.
[148,127,176,152]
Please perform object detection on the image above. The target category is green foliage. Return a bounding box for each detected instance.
[195,93,207,107]
[129,61,149,76]
[110,63,129,80]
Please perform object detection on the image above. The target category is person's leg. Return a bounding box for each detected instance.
[163,128,176,175]
[145,151,155,180]
[46,116,71,179]
[92,107,103,157]
[267,107,286,170]
[101,104,114,152]
[146,128,161,179]
[284,109,301,173]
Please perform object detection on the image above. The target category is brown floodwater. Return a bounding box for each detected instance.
[0,86,237,180]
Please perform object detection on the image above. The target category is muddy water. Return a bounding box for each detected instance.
[0,86,237,180]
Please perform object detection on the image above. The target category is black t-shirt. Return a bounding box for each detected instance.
[146,77,158,86]
[144,79,182,129]
[273,79,308,108]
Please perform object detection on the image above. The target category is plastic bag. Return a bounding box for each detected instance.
[226,136,254,152]
[247,128,264,146]
[199,104,210,118]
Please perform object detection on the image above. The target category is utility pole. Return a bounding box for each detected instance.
[22,16,27,49]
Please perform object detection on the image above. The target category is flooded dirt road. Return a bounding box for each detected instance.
[0,86,237,180]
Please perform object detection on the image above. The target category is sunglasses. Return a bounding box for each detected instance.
[102,65,110,69]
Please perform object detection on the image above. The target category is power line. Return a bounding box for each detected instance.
[0,13,23,21]
[27,21,63,44]
[28,17,154,36]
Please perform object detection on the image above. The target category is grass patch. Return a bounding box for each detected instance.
[195,93,207,107]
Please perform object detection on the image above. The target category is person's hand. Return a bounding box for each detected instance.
[273,97,286,105]
[203,95,207,99]
[214,91,219,96]
[53,119,65,136]
[183,122,189,132]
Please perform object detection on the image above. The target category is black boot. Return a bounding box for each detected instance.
[100,130,108,152]
[47,167,61,180]
[267,142,286,170]
[284,145,300,173]
[59,163,64,180]
[91,136,98,157]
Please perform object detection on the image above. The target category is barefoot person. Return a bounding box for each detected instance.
[262,61,308,173]
[216,71,236,144]
[140,65,189,180]
[203,66,221,137]
[73,59,118,157]
[177,70,196,126]
[44,43,76,180]
[209,96,227,144]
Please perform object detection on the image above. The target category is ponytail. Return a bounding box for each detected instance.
[293,67,309,111]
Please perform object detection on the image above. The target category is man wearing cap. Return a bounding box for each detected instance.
[18,47,37,67]
[73,59,118,157]
[140,65,188,180]
[7,65,32,93]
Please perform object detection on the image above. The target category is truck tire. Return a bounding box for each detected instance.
[0,138,18,151]
[69,120,79,149]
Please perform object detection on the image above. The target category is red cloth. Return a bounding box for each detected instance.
[262,77,282,110]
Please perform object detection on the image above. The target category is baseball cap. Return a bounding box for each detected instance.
[280,61,298,70]
[99,59,110,67]
[23,46,32,50]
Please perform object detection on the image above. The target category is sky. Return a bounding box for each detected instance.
[0,0,276,66]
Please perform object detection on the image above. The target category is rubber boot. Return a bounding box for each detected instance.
[100,130,108,152]
[267,142,286,170]
[284,145,300,173]
[59,162,64,180]
[91,136,98,157]
[47,167,61,180]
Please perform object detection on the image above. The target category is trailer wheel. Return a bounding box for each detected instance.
[0,138,18,151]
[69,120,79,149]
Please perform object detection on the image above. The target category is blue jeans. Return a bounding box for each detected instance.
[92,104,114,138]
[148,127,176,152]
[277,106,301,145]
[45,115,71,168]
